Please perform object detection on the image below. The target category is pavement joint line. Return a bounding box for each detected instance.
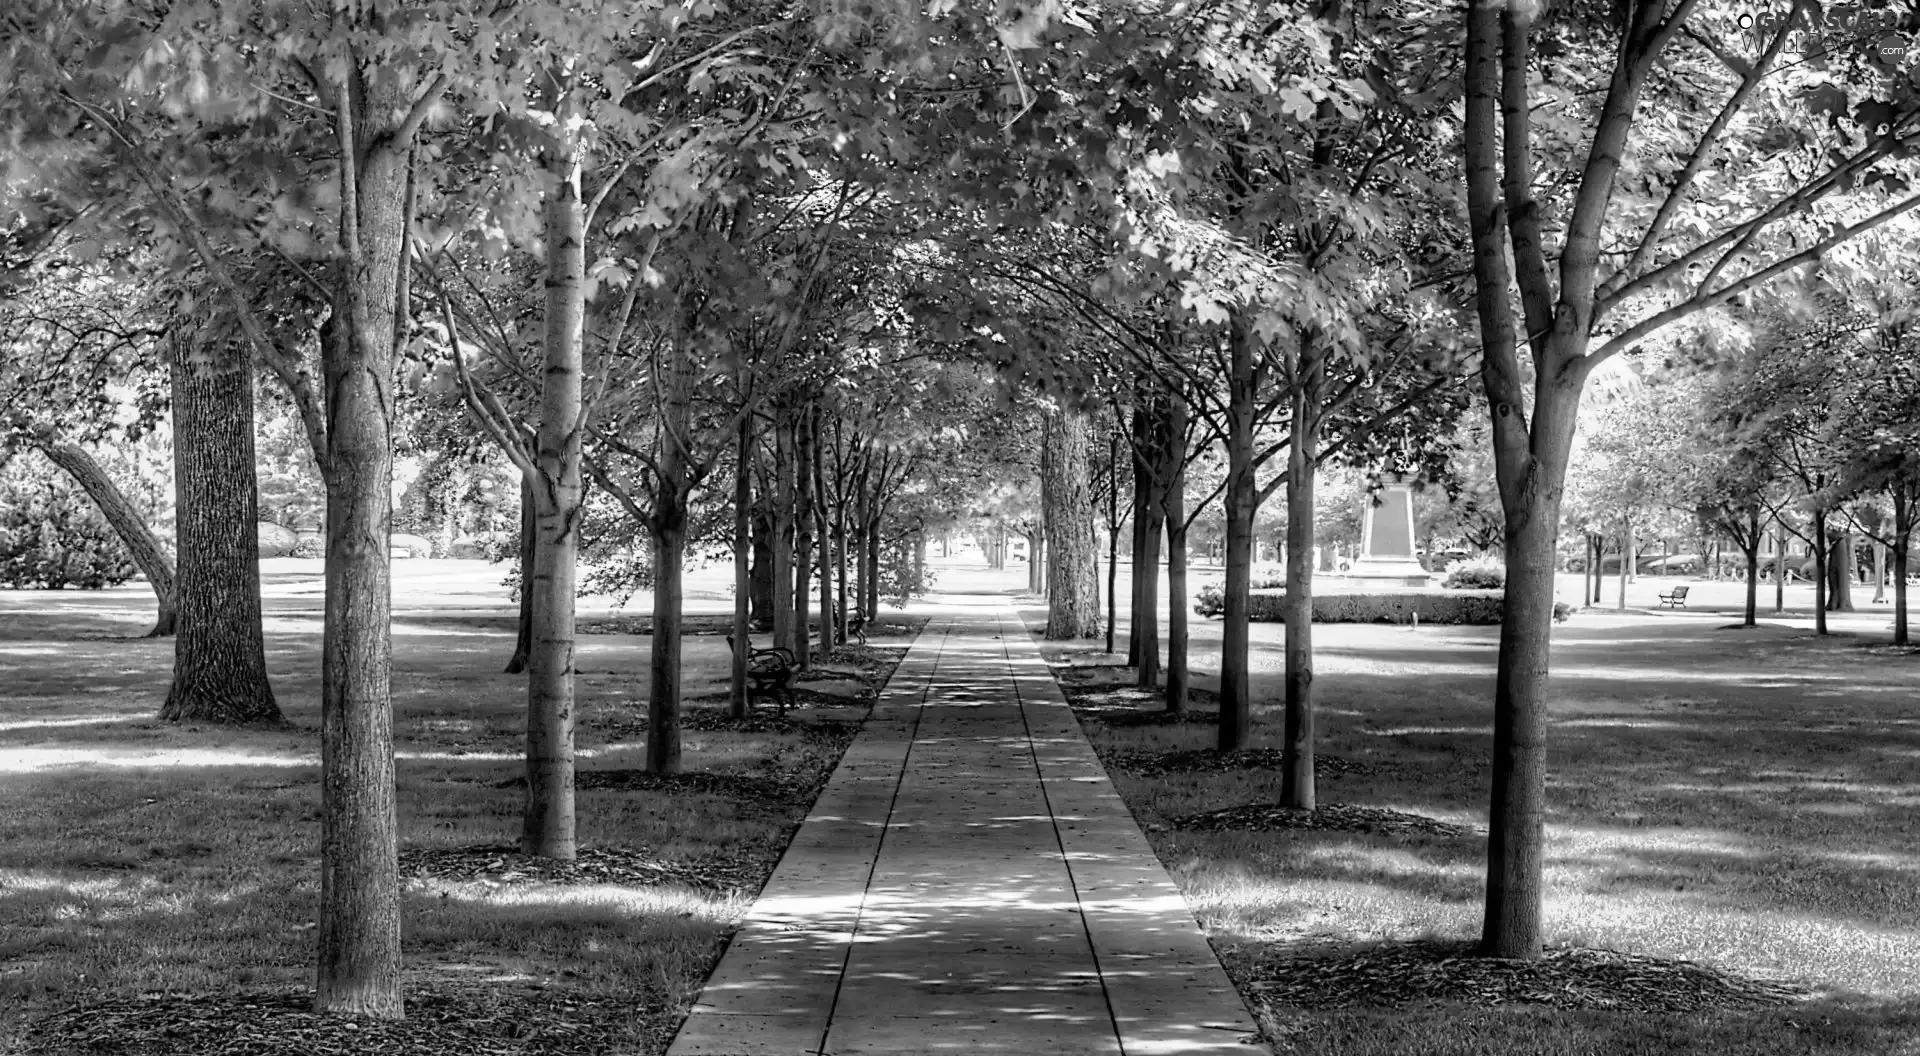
[1003,612,1130,1056]
[814,615,950,1056]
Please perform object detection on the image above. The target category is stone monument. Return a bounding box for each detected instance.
[1351,477,1431,586]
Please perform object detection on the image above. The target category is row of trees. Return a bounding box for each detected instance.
[7,0,1920,1021]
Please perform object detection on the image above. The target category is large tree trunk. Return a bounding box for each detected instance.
[750,511,774,629]
[505,472,535,674]
[1873,540,1888,604]
[39,441,177,636]
[161,333,280,725]
[1279,377,1319,810]
[1218,322,1258,753]
[732,411,752,719]
[316,92,418,1016]
[1042,408,1101,639]
[520,161,587,861]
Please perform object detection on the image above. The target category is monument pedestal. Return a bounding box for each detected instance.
[1352,478,1431,587]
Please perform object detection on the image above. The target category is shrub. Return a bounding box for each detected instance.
[1194,582,1225,617]
[1443,555,1506,589]
[1194,584,1505,624]
[256,522,298,558]
[0,469,137,590]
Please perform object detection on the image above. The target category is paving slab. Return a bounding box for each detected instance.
[666,604,1260,1056]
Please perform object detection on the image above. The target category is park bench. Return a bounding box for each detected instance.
[1658,585,1690,609]
[727,635,796,715]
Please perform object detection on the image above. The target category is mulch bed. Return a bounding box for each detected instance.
[1168,801,1477,839]
[18,984,654,1056]
[1244,939,1809,1014]
[400,844,763,892]
[1102,747,1379,779]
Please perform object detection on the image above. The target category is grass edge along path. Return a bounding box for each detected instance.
[1014,608,1920,1056]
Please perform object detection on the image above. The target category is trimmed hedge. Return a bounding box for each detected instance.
[1195,585,1505,624]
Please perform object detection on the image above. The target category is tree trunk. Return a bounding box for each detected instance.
[1589,533,1602,604]
[1828,532,1855,611]
[520,161,587,861]
[1279,377,1319,811]
[1774,521,1787,613]
[732,410,752,718]
[647,336,697,776]
[1742,508,1760,628]
[40,441,176,636]
[1162,390,1189,712]
[773,412,796,661]
[1814,509,1829,634]
[1218,322,1258,753]
[1106,431,1121,654]
[1616,523,1631,610]
[750,510,774,629]
[1893,488,1911,646]
[1133,394,1168,688]
[1873,540,1887,604]
[161,333,280,725]
[316,96,417,1015]
[813,408,837,661]
[505,473,535,673]
[1042,408,1101,639]
[793,404,816,667]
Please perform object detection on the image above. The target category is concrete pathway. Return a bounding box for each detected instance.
[667,597,1259,1056]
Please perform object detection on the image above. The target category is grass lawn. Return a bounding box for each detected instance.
[0,561,919,1055]
[1024,606,1920,1055]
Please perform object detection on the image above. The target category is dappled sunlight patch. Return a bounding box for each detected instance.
[0,746,314,773]
[1546,891,1920,998]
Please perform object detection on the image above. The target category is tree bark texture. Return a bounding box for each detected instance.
[1827,532,1855,611]
[1162,390,1190,713]
[1106,431,1120,654]
[773,413,797,659]
[732,411,753,718]
[1041,408,1102,639]
[505,472,535,674]
[792,402,816,667]
[647,337,697,776]
[1894,489,1912,646]
[40,441,177,637]
[811,406,836,659]
[521,164,587,861]
[1742,508,1760,628]
[1813,510,1829,634]
[1280,369,1320,811]
[1133,393,1169,688]
[1218,322,1258,753]
[316,76,418,1014]
[161,333,280,725]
